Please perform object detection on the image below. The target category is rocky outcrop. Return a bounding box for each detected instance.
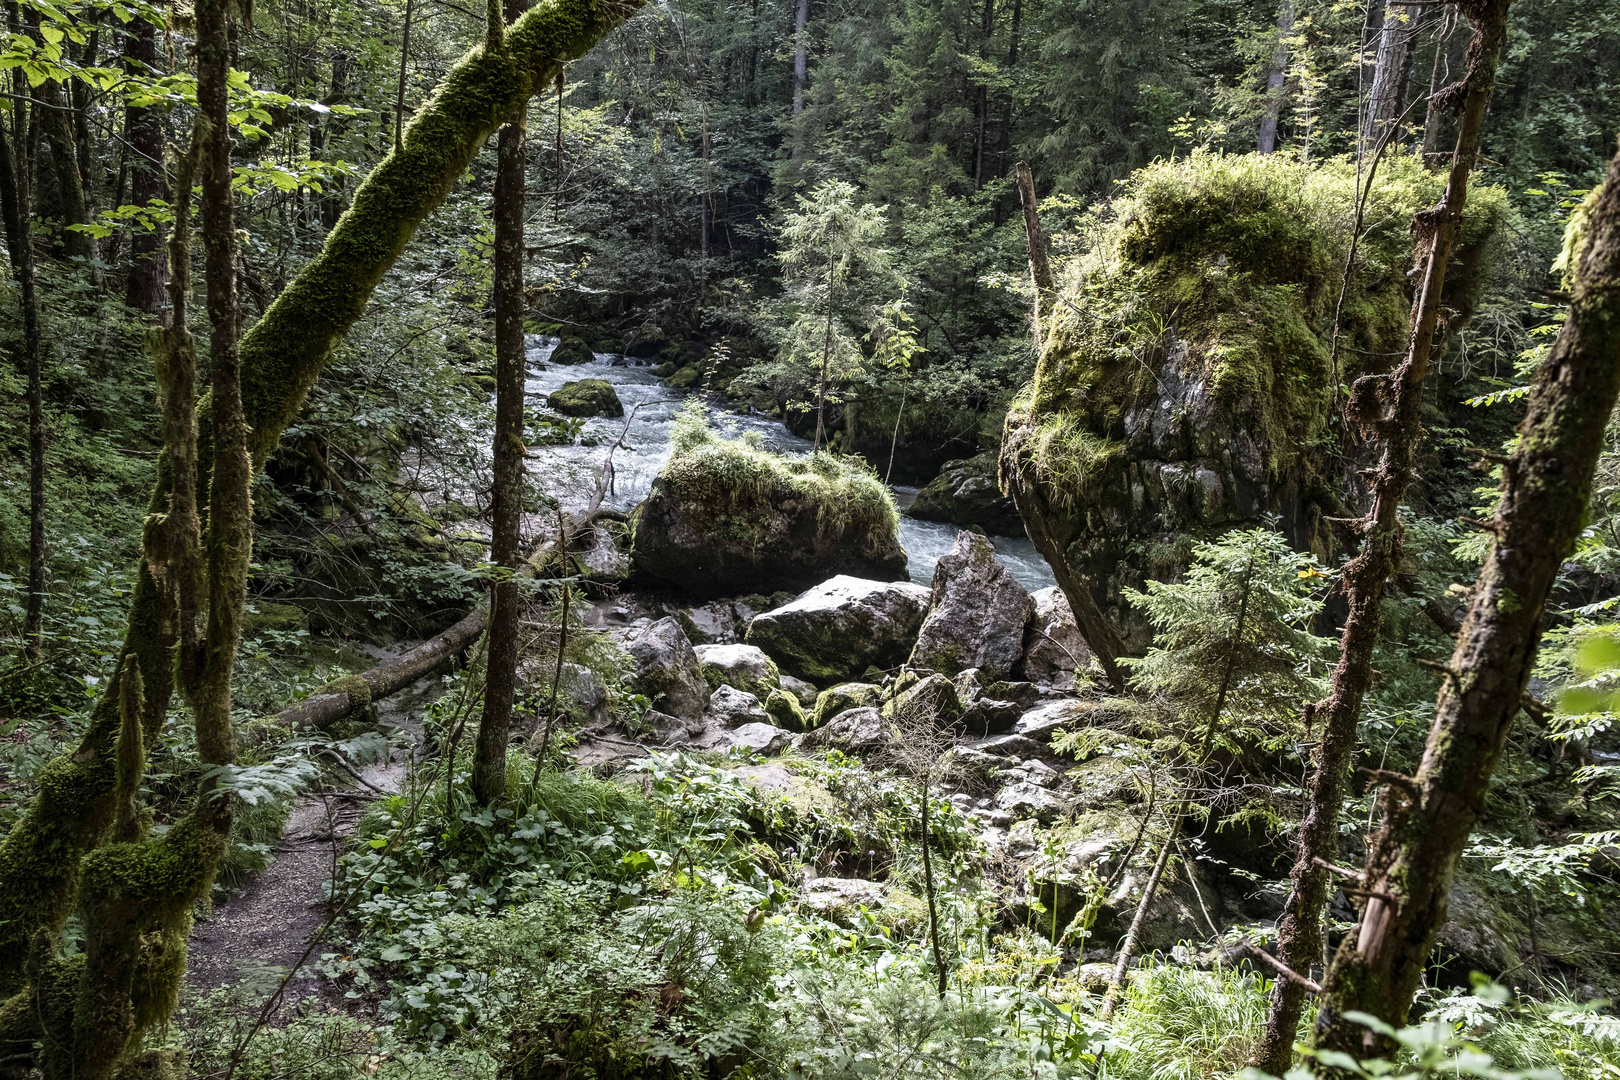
[909,532,1033,681]
[907,452,1022,536]
[630,410,908,596]
[745,576,931,685]
[1019,587,1091,690]
[547,378,623,417]
[694,643,781,699]
[549,335,595,365]
[999,153,1509,681]
[622,617,710,722]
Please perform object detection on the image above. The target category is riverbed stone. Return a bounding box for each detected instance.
[547,378,624,417]
[622,617,710,722]
[678,602,739,644]
[764,688,809,731]
[907,452,1022,535]
[811,682,882,728]
[780,673,819,707]
[909,531,1034,681]
[729,721,791,755]
[706,684,771,728]
[799,706,887,754]
[694,643,781,698]
[549,335,595,365]
[1020,587,1093,690]
[745,576,930,685]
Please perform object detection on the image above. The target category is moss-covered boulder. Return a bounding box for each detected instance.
[1000,151,1510,656]
[907,452,1022,536]
[547,379,624,418]
[549,335,595,365]
[667,365,701,389]
[630,405,909,597]
[811,682,882,728]
[763,688,808,731]
[694,643,780,698]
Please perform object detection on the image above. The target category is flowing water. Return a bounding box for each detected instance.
[523,338,1058,592]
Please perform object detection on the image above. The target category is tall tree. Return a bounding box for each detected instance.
[1252,1,1512,1068]
[124,14,166,315]
[1256,1,1293,153]
[790,0,808,166]
[1315,129,1620,1057]
[472,0,533,807]
[1364,1,1421,153]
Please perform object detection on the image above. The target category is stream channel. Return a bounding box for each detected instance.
[521,337,1058,592]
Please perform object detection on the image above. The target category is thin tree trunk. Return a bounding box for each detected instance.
[1254,6,1511,1069]
[1014,161,1051,349]
[992,0,1020,222]
[395,0,414,154]
[39,79,91,262]
[973,0,994,189]
[124,14,166,314]
[1257,1,1293,154]
[921,775,947,997]
[1364,1,1420,155]
[791,0,808,166]
[472,0,532,806]
[1420,12,1456,158]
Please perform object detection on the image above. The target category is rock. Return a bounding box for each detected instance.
[909,531,1034,681]
[1014,699,1093,742]
[630,419,909,597]
[518,660,610,725]
[801,877,887,922]
[729,722,791,755]
[780,674,820,706]
[668,365,700,388]
[907,452,1023,536]
[746,576,930,685]
[243,600,306,633]
[812,682,882,728]
[706,685,770,728]
[1020,587,1093,690]
[961,697,1022,737]
[995,782,1073,824]
[985,680,1041,708]
[549,335,595,366]
[679,602,739,645]
[622,617,710,722]
[694,643,780,698]
[1434,875,1520,980]
[547,378,624,417]
[887,673,964,728]
[764,689,809,731]
[799,706,887,754]
[640,708,703,745]
[576,524,630,582]
[968,733,1048,760]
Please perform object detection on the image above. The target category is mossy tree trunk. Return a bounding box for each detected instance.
[1314,128,1620,1068]
[1251,1,1511,1070]
[0,0,643,1069]
[122,14,166,316]
[473,0,534,806]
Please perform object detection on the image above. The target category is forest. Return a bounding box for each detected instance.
[2,0,1620,1075]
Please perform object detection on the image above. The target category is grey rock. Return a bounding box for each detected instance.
[1014,699,1092,742]
[780,673,820,707]
[906,452,1023,536]
[962,697,1022,737]
[577,524,631,583]
[694,643,781,697]
[622,616,711,721]
[679,602,739,645]
[800,706,887,753]
[1021,587,1093,691]
[995,782,1073,824]
[706,684,770,728]
[641,709,704,745]
[746,575,931,685]
[729,721,791,755]
[968,733,1047,760]
[801,877,887,922]
[909,531,1034,681]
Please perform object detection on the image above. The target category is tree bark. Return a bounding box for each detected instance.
[1256,1,1293,154]
[791,0,808,165]
[0,0,644,1001]
[473,0,532,806]
[1255,6,1511,1069]
[38,78,92,263]
[1364,1,1421,155]
[123,14,166,315]
[1014,161,1051,348]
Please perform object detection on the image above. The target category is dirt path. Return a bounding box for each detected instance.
[185,678,435,1011]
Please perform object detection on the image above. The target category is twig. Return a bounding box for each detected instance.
[1244,943,1324,994]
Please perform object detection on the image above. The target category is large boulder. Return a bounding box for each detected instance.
[906,452,1022,536]
[811,682,883,729]
[694,643,781,698]
[909,531,1034,681]
[547,378,623,417]
[1020,587,1092,690]
[706,685,771,728]
[799,706,887,754]
[622,617,710,722]
[630,409,908,597]
[999,154,1509,658]
[548,335,595,365]
[745,575,931,685]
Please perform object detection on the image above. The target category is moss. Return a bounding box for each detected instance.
[812,683,882,728]
[764,689,808,731]
[549,335,595,365]
[668,365,701,389]
[547,378,624,417]
[241,600,306,633]
[317,673,373,712]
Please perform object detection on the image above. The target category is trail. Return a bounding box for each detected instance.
[185,678,435,1012]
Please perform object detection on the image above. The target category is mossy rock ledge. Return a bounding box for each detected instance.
[548,335,596,365]
[547,379,624,418]
[630,406,908,597]
[1000,151,1509,653]
[907,452,1022,536]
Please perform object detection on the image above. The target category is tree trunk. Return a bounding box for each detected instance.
[992,0,1020,223]
[124,15,166,315]
[1308,3,1554,1060]
[1364,1,1420,155]
[1014,161,1051,348]
[1256,1,1293,154]
[0,0,643,1006]
[791,0,808,165]
[473,0,532,806]
[1251,7,1495,1067]
[973,0,994,189]
[1318,131,1620,1054]
[38,79,91,263]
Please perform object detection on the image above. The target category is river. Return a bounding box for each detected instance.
[522,337,1058,593]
